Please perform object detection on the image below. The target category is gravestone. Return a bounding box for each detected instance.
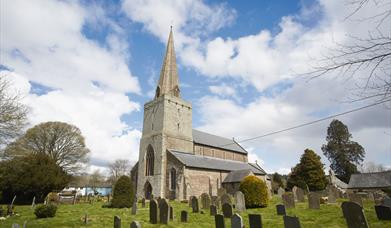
[180,210,188,222]
[296,188,305,202]
[341,201,368,228]
[169,206,174,220]
[348,193,363,207]
[130,221,141,228]
[249,214,262,228]
[235,191,246,212]
[210,204,217,216]
[283,215,301,228]
[12,224,20,228]
[141,198,146,208]
[149,199,158,224]
[215,214,225,228]
[222,203,233,218]
[276,204,286,215]
[383,198,391,207]
[292,186,298,201]
[159,198,169,224]
[231,213,244,228]
[201,193,211,209]
[328,187,337,204]
[308,192,320,209]
[114,215,121,228]
[191,196,199,213]
[278,187,285,197]
[375,205,391,220]
[221,193,232,205]
[131,200,137,215]
[211,196,219,208]
[282,193,295,208]
[31,196,36,209]
[189,196,194,207]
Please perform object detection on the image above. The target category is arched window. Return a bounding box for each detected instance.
[145,145,154,176]
[170,168,176,190]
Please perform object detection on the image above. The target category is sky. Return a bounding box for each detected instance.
[1,0,390,175]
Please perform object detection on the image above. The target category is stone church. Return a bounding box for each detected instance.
[131,29,270,200]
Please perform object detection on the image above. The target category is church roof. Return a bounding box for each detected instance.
[348,171,391,189]
[168,150,265,174]
[192,129,247,154]
[222,169,253,183]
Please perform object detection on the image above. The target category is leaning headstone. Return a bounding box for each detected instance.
[210,205,217,216]
[169,206,174,220]
[31,196,36,209]
[114,215,121,228]
[131,200,137,215]
[215,214,225,228]
[180,210,188,222]
[282,193,295,209]
[308,192,320,209]
[249,214,262,228]
[201,193,211,209]
[296,188,305,202]
[348,193,363,207]
[220,193,232,205]
[159,198,169,224]
[149,199,158,224]
[222,203,233,218]
[276,204,286,215]
[191,196,199,213]
[141,198,146,208]
[283,215,301,228]
[375,205,391,220]
[278,187,285,197]
[234,191,246,212]
[231,213,243,228]
[130,221,141,228]
[341,201,368,228]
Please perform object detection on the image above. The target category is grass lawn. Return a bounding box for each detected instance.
[1,196,390,227]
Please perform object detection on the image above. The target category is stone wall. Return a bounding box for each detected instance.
[184,167,230,197]
[193,144,247,162]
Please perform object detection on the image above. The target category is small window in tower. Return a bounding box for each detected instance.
[177,123,180,130]
[170,168,177,190]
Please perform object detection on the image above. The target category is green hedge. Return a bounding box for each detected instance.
[34,204,57,218]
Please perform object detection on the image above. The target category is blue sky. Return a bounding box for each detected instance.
[1,0,390,174]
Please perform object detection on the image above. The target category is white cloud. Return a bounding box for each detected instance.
[209,84,237,98]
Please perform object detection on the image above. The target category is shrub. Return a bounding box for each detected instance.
[239,175,269,208]
[34,204,57,218]
[111,175,134,208]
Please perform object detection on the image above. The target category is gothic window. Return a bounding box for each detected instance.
[145,145,154,176]
[170,168,176,190]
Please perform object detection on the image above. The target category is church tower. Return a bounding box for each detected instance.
[136,28,193,199]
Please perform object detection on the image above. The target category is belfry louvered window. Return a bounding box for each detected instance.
[145,145,154,176]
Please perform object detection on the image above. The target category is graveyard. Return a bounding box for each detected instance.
[1,196,389,227]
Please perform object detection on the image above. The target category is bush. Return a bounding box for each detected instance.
[34,204,57,218]
[239,175,269,208]
[111,175,134,208]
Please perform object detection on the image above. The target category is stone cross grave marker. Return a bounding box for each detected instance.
[159,198,169,224]
[201,193,211,210]
[235,191,246,212]
[130,221,141,228]
[375,205,391,220]
[180,210,188,222]
[308,192,320,209]
[215,214,225,228]
[341,201,368,228]
[231,213,244,228]
[348,193,363,207]
[283,215,301,228]
[222,203,233,218]
[282,193,295,209]
[191,196,199,213]
[210,204,217,216]
[149,199,158,224]
[276,204,286,215]
[249,214,262,228]
[114,215,121,228]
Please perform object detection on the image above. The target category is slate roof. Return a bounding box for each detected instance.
[348,171,391,189]
[192,129,247,154]
[169,150,265,174]
[223,169,253,183]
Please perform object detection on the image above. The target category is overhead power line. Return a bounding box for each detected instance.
[218,99,391,148]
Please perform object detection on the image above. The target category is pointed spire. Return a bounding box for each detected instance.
[155,27,180,98]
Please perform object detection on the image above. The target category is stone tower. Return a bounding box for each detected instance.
[136,28,193,199]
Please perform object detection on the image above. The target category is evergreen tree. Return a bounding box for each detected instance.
[111,175,134,208]
[322,119,365,183]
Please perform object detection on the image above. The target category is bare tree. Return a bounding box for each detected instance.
[308,0,391,102]
[108,159,131,184]
[89,169,104,194]
[0,76,28,146]
[359,161,388,173]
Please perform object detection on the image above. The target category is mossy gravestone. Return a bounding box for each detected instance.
[149,199,158,224]
[234,191,246,212]
[282,193,295,209]
[159,198,169,224]
[201,193,211,209]
[222,203,233,218]
[308,192,320,209]
[191,196,199,213]
[342,201,368,228]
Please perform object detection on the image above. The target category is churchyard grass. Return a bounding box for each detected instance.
[1,196,389,227]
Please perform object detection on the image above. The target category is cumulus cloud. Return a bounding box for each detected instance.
[209,84,237,99]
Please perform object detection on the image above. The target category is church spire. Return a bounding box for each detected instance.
[155,27,180,98]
